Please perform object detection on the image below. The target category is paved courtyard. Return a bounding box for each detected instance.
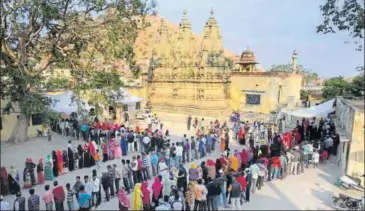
[1,116,361,210]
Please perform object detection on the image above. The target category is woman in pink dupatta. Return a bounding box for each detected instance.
[141,181,151,209]
[108,138,116,160]
[89,141,97,159]
[151,177,162,207]
[118,187,130,211]
[114,136,122,158]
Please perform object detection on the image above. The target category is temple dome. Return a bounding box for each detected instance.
[238,47,258,64]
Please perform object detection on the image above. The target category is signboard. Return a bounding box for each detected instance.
[241,89,266,94]
[246,94,261,105]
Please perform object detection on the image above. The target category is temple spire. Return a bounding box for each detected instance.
[173,10,197,67]
[180,10,191,29]
[199,10,224,67]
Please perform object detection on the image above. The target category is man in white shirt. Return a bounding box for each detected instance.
[324,135,334,156]
[175,143,183,168]
[146,116,152,130]
[59,121,65,136]
[131,156,139,184]
[91,174,100,208]
[158,158,168,181]
[84,176,93,196]
[143,135,151,152]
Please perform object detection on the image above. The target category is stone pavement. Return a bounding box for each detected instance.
[1,119,360,210]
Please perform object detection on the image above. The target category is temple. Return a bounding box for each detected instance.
[142,10,303,117]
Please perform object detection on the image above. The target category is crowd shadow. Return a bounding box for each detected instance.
[265,182,298,210]
[310,188,335,209]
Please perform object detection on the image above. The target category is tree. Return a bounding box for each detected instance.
[322,74,364,100]
[45,77,70,91]
[267,64,319,85]
[1,0,155,143]
[317,0,364,51]
[322,76,351,99]
[348,73,365,96]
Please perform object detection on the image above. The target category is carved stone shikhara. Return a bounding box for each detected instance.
[143,10,302,117]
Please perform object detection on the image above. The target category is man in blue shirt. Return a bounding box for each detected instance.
[78,185,92,211]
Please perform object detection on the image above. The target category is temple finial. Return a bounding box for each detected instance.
[183,10,187,17]
[210,8,214,15]
[293,49,298,56]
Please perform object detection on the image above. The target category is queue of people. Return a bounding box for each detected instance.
[0,112,338,211]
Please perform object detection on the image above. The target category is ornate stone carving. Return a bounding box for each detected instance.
[147,10,230,116]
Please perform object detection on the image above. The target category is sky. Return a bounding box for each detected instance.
[155,0,364,78]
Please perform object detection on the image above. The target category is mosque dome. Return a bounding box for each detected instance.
[238,47,258,64]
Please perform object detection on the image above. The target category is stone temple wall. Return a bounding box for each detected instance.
[148,67,231,117]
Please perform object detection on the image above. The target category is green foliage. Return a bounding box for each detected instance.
[317,0,364,51]
[225,57,233,68]
[42,110,63,127]
[46,77,69,91]
[268,64,304,72]
[300,90,309,100]
[131,65,142,79]
[322,74,364,100]
[348,74,365,97]
[267,64,319,85]
[1,0,155,142]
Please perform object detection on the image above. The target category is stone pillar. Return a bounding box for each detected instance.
[292,50,298,73]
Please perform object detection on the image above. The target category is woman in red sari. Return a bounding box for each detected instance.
[89,141,97,161]
[0,167,9,196]
[219,154,228,170]
[56,150,64,175]
[293,128,301,144]
[37,158,45,184]
[282,132,291,150]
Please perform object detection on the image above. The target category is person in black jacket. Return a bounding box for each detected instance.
[226,169,233,204]
[52,151,58,177]
[206,177,220,211]
[244,168,252,203]
[101,172,111,201]
[200,161,208,185]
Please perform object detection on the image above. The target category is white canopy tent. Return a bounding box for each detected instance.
[47,91,92,115]
[278,99,336,125]
[115,88,144,105]
[47,88,144,114]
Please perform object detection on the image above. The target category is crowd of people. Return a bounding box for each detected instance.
[0,111,340,211]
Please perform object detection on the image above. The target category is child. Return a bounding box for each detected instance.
[320,150,328,164]
[95,149,101,170]
[312,150,320,168]
[23,171,32,189]
[66,183,75,211]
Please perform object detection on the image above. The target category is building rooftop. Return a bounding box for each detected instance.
[339,96,365,111]
[347,99,365,111]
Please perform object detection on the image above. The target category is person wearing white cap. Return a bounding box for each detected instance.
[215,169,229,208]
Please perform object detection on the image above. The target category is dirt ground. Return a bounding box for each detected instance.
[1,114,363,210]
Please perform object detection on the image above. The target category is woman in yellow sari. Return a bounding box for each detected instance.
[131,183,143,211]
[230,155,239,172]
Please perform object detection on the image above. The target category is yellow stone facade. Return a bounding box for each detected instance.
[335,97,365,186]
[144,10,303,117]
[146,10,231,117]
[1,100,44,141]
